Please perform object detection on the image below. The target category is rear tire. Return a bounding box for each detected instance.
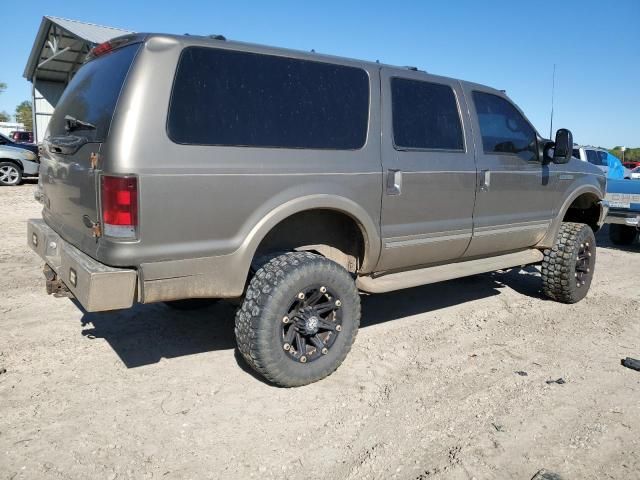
[235,251,360,387]
[609,224,637,246]
[0,162,23,186]
[542,222,596,304]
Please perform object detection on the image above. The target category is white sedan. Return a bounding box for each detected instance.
[631,167,640,180]
[0,145,39,186]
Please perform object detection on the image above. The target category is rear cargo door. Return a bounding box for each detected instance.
[39,43,139,256]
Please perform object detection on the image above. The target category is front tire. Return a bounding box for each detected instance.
[542,222,596,303]
[609,224,637,246]
[235,252,360,387]
[0,162,23,186]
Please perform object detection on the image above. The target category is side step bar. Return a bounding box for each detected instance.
[356,249,544,294]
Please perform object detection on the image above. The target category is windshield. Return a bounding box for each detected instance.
[47,43,140,142]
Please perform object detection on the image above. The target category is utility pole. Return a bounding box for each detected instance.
[549,64,556,139]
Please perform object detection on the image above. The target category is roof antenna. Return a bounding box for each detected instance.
[549,63,556,139]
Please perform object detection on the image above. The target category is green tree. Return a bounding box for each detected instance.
[0,111,10,122]
[15,100,33,131]
[0,82,6,95]
[609,147,640,165]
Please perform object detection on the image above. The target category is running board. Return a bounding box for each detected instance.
[356,249,543,294]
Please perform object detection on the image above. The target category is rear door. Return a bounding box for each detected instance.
[463,87,557,257]
[39,43,140,257]
[377,69,477,271]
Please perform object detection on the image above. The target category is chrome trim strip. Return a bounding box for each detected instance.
[474,220,551,236]
[384,229,471,249]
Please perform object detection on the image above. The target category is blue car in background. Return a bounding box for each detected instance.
[604,178,640,245]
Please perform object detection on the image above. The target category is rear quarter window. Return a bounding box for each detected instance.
[167,47,370,149]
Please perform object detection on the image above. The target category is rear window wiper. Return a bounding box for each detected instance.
[64,115,96,132]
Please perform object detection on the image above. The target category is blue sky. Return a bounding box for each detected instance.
[2,0,638,147]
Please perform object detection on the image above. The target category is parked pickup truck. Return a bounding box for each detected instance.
[28,33,607,386]
[604,179,640,245]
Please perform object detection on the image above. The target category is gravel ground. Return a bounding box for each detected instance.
[1,182,639,480]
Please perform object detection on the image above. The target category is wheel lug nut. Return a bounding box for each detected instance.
[321,347,328,355]
[335,300,341,307]
[320,286,327,293]
[283,343,291,351]
[300,356,307,363]
[336,325,342,332]
[282,316,289,323]
[297,292,305,300]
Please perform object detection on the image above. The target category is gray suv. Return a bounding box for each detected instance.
[28,33,607,386]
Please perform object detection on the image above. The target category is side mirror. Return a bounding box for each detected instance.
[553,128,573,164]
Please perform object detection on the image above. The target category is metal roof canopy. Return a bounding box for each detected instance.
[24,16,133,143]
[24,16,133,83]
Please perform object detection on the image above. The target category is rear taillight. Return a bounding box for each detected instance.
[89,41,113,58]
[86,35,136,60]
[101,175,138,239]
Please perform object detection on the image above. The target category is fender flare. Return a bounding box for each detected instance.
[538,184,604,248]
[237,194,382,274]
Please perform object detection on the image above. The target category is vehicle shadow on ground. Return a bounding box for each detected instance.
[78,266,544,371]
[595,225,640,253]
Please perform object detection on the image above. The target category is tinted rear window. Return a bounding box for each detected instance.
[47,43,139,141]
[168,47,370,149]
[391,78,464,150]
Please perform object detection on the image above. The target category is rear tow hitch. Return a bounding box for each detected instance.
[44,264,73,298]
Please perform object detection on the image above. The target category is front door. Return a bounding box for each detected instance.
[463,87,557,257]
[377,69,477,271]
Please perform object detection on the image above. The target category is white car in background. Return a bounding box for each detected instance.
[0,145,39,186]
[572,145,631,179]
[630,167,640,180]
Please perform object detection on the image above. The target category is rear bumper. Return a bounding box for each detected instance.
[27,219,137,312]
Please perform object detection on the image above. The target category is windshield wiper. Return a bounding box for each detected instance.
[64,115,96,132]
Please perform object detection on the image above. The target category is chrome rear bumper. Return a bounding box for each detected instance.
[27,219,137,312]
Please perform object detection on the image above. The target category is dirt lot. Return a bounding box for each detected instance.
[1,182,639,480]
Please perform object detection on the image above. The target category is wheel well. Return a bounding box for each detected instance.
[0,158,23,170]
[563,193,601,232]
[253,209,366,273]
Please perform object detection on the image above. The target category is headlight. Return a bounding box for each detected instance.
[24,151,37,161]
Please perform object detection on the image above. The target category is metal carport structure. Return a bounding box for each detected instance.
[23,16,133,143]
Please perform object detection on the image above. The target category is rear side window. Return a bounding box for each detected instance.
[472,91,537,162]
[168,47,370,149]
[47,43,140,142]
[586,150,604,165]
[391,78,464,150]
[572,149,581,159]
